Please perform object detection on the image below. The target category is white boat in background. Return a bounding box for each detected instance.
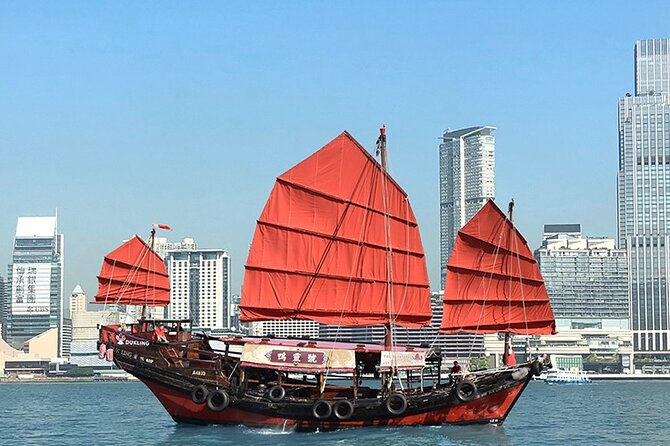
[545,370,592,384]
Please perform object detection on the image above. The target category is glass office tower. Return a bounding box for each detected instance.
[617,39,670,353]
[6,216,64,356]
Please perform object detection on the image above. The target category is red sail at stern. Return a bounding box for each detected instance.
[240,131,432,328]
[441,200,556,335]
[94,235,170,307]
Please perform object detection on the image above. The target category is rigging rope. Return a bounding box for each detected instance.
[324,159,378,384]
[510,221,531,336]
[460,213,507,363]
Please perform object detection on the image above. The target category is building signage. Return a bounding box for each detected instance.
[11,263,51,315]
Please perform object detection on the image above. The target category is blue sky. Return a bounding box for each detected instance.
[1,2,669,300]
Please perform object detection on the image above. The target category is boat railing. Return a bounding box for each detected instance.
[156,343,226,369]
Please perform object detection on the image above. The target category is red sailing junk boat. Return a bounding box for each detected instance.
[96,131,555,429]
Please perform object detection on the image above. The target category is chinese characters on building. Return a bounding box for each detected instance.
[12,263,50,315]
[14,266,38,304]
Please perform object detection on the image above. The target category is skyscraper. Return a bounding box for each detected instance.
[165,239,232,329]
[617,39,670,354]
[6,216,65,357]
[439,126,495,287]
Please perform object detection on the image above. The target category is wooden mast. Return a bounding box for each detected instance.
[141,226,158,321]
[377,126,394,350]
[503,199,515,366]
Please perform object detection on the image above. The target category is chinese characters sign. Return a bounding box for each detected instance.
[12,263,51,315]
[267,349,326,366]
[240,343,356,371]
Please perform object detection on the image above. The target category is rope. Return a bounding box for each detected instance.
[99,235,156,325]
[391,197,412,326]
[323,154,384,385]
[462,219,507,363]
[511,225,531,336]
[379,144,396,359]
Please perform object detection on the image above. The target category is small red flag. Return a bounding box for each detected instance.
[156,224,172,230]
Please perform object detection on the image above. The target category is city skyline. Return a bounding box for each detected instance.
[2,3,670,300]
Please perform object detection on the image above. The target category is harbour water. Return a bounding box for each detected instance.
[1,380,667,446]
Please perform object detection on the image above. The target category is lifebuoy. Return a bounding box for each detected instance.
[455,380,477,402]
[268,385,286,402]
[98,344,107,359]
[206,389,230,412]
[191,385,208,404]
[385,393,408,416]
[105,348,114,362]
[333,400,355,420]
[312,400,332,420]
[531,360,543,377]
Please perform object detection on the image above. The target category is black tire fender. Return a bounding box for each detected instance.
[206,389,230,412]
[385,392,408,416]
[312,400,332,420]
[333,400,355,420]
[455,380,477,402]
[531,360,544,377]
[191,385,209,404]
[268,385,286,403]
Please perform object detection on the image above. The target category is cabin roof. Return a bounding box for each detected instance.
[217,336,428,353]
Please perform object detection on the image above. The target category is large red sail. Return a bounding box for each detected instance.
[94,235,170,307]
[440,200,556,335]
[240,131,432,328]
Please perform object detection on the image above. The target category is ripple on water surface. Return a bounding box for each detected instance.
[1,380,668,446]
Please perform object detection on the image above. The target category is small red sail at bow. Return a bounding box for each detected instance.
[240,131,432,328]
[440,200,556,335]
[94,235,170,306]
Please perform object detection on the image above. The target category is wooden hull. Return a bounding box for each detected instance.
[142,377,529,429]
[110,344,533,429]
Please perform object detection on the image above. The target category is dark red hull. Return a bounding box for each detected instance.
[141,376,529,429]
[101,327,539,430]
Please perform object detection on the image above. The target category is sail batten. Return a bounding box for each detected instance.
[441,200,556,335]
[275,178,421,227]
[94,235,170,307]
[255,220,426,258]
[456,232,539,262]
[240,131,432,328]
[446,265,546,286]
[245,265,431,288]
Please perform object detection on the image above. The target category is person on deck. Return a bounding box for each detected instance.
[450,361,463,384]
[154,324,168,342]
